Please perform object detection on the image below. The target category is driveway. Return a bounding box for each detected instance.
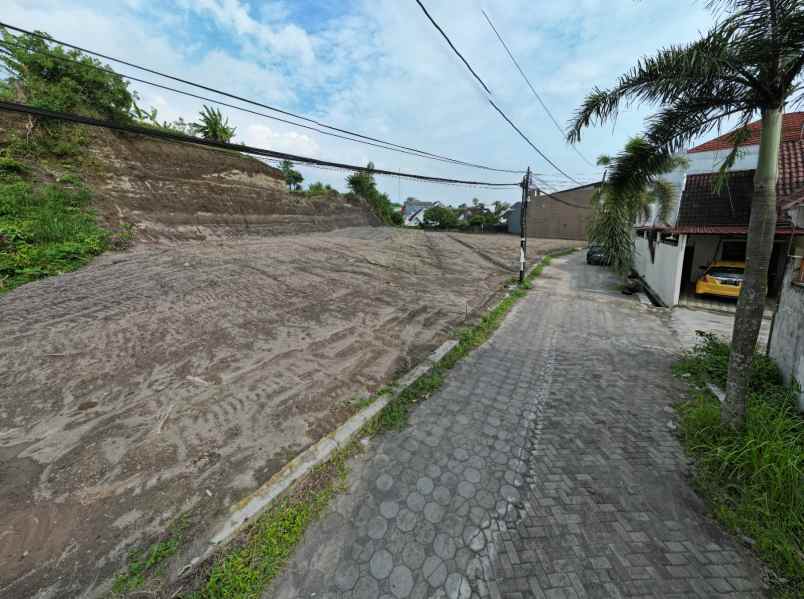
[268,251,765,598]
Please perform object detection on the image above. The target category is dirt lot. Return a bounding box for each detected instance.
[0,228,578,598]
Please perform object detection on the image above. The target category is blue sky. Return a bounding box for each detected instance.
[4,0,719,206]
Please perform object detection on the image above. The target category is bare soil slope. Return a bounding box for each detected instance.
[0,112,381,240]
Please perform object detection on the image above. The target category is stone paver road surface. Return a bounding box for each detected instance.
[267,252,766,599]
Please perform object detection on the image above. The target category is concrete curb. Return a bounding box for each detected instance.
[181,338,459,573]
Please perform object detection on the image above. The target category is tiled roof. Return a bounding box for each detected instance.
[779,140,804,199]
[677,140,804,230]
[688,112,804,153]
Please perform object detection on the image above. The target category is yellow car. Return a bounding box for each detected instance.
[695,261,745,298]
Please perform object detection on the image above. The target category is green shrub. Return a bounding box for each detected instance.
[674,334,803,595]
[0,179,107,292]
[346,163,401,226]
[1,28,137,122]
[0,157,29,178]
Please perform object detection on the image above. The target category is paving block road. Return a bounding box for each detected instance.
[267,252,766,599]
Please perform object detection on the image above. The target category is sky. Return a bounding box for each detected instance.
[3,0,720,206]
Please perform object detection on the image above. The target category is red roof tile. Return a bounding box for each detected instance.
[672,225,802,235]
[688,112,804,153]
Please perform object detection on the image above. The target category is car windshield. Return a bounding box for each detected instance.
[708,266,744,278]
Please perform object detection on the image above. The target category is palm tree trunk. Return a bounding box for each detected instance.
[722,108,783,428]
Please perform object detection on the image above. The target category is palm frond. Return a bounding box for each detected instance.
[569,1,804,146]
[652,179,677,223]
[713,118,755,192]
[567,32,742,143]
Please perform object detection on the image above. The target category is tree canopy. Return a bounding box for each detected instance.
[280,160,304,191]
[0,29,137,121]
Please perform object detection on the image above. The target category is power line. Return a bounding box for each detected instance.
[0,37,513,173]
[412,3,583,185]
[0,100,521,188]
[0,21,523,175]
[480,9,596,168]
[487,99,581,185]
[413,0,492,95]
[262,158,521,190]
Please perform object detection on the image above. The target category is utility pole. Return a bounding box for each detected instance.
[518,166,531,284]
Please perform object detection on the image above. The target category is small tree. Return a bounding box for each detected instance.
[423,206,459,229]
[346,163,400,225]
[191,105,236,143]
[492,201,511,221]
[307,181,334,196]
[280,160,304,191]
[347,162,378,198]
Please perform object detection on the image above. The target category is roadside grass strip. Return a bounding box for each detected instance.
[673,333,803,598]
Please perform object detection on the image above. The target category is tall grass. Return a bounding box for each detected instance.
[0,170,108,291]
[674,333,803,596]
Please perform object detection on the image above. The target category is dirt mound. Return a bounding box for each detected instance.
[0,111,381,240]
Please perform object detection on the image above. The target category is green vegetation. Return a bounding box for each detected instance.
[192,105,236,143]
[172,249,574,598]
[346,162,403,226]
[673,333,803,597]
[188,455,347,599]
[112,516,189,595]
[306,181,335,196]
[421,198,509,231]
[0,169,109,292]
[586,138,686,277]
[422,204,459,229]
[0,29,137,121]
[280,159,304,191]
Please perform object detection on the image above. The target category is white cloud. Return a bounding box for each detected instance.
[3,0,720,205]
[241,124,320,157]
[176,0,316,65]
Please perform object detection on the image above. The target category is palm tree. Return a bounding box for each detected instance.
[567,0,804,429]
[589,138,686,277]
[192,105,236,143]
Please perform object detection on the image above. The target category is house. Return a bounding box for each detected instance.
[633,112,804,307]
[402,198,439,227]
[455,206,484,223]
[508,182,601,240]
[767,202,804,412]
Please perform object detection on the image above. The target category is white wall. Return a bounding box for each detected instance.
[634,234,687,306]
[769,260,804,412]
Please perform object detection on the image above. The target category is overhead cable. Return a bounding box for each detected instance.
[0,22,523,175]
[0,101,521,188]
[480,9,596,168]
[412,3,582,185]
[413,0,492,95]
[0,37,512,172]
[487,99,582,184]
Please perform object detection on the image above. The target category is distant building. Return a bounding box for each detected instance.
[402,198,439,227]
[632,112,804,307]
[508,182,600,240]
